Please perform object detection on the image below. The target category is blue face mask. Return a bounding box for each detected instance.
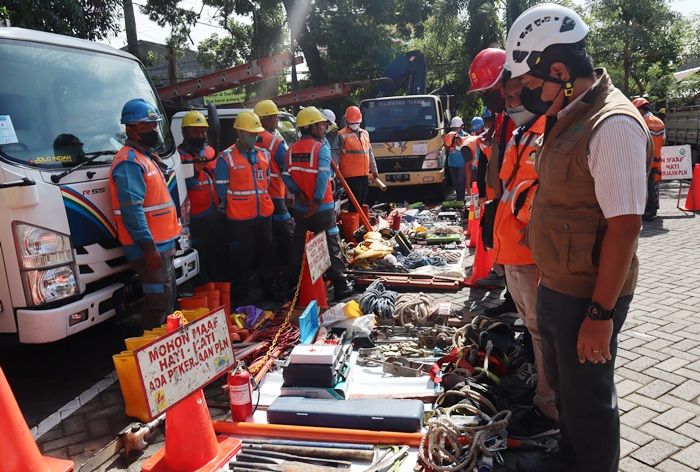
[506,105,538,127]
[240,133,258,148]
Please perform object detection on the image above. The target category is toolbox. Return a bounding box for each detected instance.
[283,344,352,388]
[267,397,425,432]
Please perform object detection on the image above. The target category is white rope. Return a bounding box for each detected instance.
[393,292,432,326]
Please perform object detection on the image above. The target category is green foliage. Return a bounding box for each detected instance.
[1,0,121,40]
[586,0,684,98]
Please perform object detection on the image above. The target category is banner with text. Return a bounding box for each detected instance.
[661,145,693,180]
[305,231,331,284]
[134,308,234,419]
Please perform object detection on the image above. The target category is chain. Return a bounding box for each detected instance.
[249,256,306,375]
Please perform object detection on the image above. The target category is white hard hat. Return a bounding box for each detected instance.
[450,116,464,128]
[505,3,589,78]
[322,109,336,126]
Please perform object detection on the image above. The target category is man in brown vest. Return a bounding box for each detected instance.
[506,4,653,472]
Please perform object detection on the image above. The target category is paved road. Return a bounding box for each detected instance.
[1,183,699,471]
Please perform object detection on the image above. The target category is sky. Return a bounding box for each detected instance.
[104,0,699,51]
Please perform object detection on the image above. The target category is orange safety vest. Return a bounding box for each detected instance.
[286,137,333,204]
[644,113,665,182]
[179,144,219,216]
[221,145,274,221]
[109,146,182,246]
[492,116,544,266]
[258,130,286,199]
[338,127,371,178]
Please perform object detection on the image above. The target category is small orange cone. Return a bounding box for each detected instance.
[141,315,241,472]
[0,367,74,472]
[297,232,328,308]
[683,164,700,211]
[465,223,496,287]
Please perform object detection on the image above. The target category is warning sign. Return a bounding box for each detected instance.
[661,145,693,181]
[305,231,331,284]
[134,308,234,419]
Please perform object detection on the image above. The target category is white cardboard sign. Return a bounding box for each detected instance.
[661,145,693,181]
[305,231,331,284]
[134,308,234,419]
[0,115,19,145]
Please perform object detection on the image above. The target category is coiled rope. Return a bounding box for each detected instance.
[359,279,397,320]
[393,292,432,325]
[418,406,511,471]
[402,252,447,269]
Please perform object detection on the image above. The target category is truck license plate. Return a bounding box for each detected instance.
[386,173,410,183]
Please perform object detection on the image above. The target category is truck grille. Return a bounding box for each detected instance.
[376,156,425,173]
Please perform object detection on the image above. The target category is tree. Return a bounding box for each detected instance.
[0,0,121,40]
[586,0,684,98]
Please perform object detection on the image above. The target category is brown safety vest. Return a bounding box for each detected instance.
[528,69,653,298]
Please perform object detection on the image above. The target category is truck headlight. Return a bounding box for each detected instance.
[13,223,78,306]
[422,150,441,170]
[22,266,78,305]
[14,223,74,269]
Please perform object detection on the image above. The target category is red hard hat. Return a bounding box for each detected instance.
[632,97,649,108]
[345,106,362,123]
[468,48,506,94]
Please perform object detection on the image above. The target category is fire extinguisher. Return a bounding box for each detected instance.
[228,363,253,421]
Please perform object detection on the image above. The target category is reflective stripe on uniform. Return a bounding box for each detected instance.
[227,189,269,196]
[287,166,319,174]
[114,201,174,215]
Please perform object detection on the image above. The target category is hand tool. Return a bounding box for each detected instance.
[230,453,343,472]
[242,438,374,450]
[78,416,164,471]
[214,421,424,447]
[363,446,409,472]
[239,447,352,467]
[242,442,375,461]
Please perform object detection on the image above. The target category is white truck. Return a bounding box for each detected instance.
[0,28,199,343]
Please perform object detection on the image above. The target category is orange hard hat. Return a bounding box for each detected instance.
[468,48,506,94]
[632,97,649,108]
[345,106,362,123]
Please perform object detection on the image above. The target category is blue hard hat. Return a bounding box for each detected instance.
[120,98,163,125]
[481,108,493,120]
[471,117,485,132]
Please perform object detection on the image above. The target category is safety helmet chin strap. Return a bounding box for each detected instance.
[529,68,576,108]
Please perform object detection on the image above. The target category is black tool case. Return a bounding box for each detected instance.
[266,397,425,432]
[282,344,352,388]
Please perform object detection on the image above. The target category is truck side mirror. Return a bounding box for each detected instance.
[207,102,221,156]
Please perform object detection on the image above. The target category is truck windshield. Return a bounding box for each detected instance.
[0,39,172,168]
[361,98,439,142]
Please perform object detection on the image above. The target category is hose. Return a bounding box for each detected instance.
[359,279,397,320]
[393,292,432,326]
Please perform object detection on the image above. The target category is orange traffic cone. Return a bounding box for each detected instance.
[0,367,74,472]
[297,232,328,309]
[141,315,241,472]
[467,209,477,248]
[683,164,700,211]
[214,282,231,316]
[465,223,496,287]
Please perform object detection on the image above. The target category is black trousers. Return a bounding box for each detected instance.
[132,247,177,330]
[289,209,346,285]
[645,173,659,216]
[227,218,275,299]
[537,285,632,472]
[272,218,294,268]
[190,212,228,283]
[345,176,369,212]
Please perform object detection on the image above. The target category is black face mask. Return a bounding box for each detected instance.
[483,90,504,113]
[520,86,555,116]
[139,129,160,149]
[187,137,206,150]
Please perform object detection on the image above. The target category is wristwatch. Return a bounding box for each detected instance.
[586,302,615,321]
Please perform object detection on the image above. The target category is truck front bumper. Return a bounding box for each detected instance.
[16,249,199,344]
[376,169,445,187]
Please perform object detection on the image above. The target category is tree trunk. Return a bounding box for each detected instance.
[167,42,178,85]
[623,42,630,96]
[124,0,140,60]
[281,0,328,86]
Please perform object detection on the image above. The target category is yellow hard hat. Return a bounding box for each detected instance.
[233,111,265,133]
[296,106,326,128]
[254,99,280,117]
[182,110,209,128]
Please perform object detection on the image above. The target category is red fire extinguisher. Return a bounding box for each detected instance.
[228,364,253,421]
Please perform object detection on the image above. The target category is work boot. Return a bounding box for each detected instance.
[516,452,567,472]
[333,280,354,300]
[483,296,517,318]
[508,407,560,439]
[475,270,506,288]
